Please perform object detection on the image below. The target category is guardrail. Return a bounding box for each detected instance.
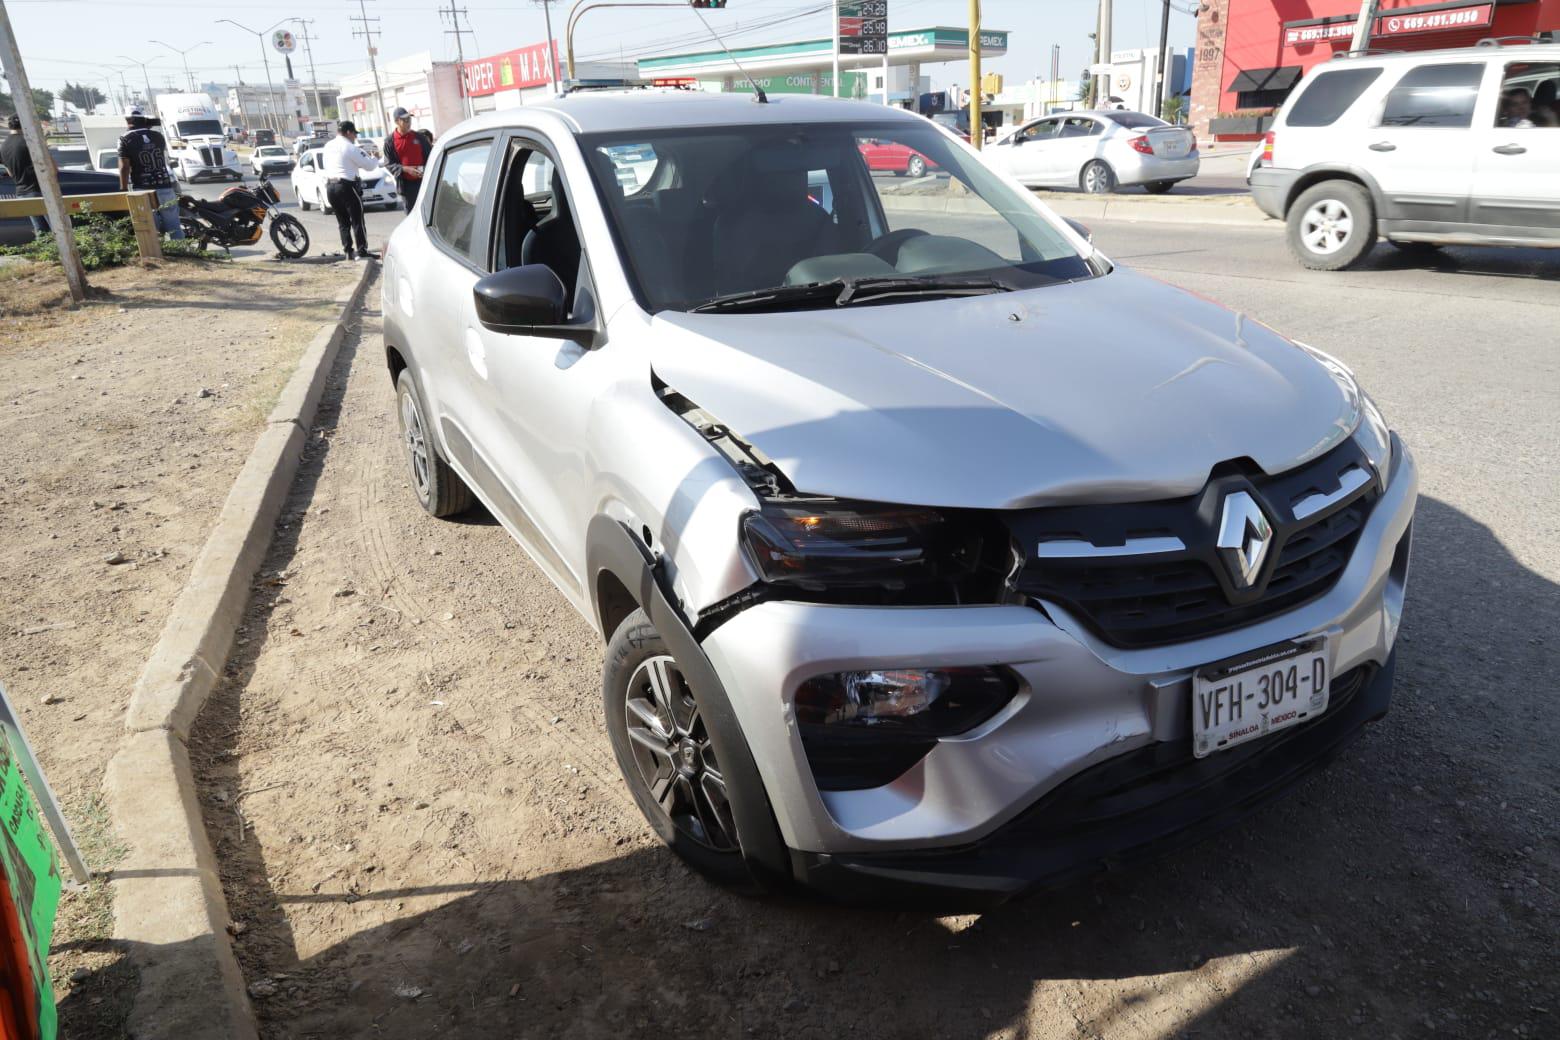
[0,189,163,259]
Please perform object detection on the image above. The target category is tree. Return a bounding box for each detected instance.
[0,85,54,120]
[1163,95,1187,125]
[60,81,106,111]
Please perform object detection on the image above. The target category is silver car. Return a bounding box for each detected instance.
[383,91,1415,905]
[987,109,1200,194]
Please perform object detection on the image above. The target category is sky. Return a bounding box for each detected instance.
[6,0,1198,101]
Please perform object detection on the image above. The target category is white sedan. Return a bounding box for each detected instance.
[291,147,398,213]
[984,110,1199,194]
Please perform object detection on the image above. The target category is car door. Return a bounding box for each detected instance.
[1470,59,1560,238]
[460,135,614,603]
[1001,119,1061,184]
[1364,60,1486,226]
[1056,117,1105,185]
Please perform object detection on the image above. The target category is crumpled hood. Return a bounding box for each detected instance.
[647,269,1359,509]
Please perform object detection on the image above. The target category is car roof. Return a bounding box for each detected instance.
[450,89,931,136]
[1323,40,1560,67]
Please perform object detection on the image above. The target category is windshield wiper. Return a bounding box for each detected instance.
[688,276,1015,314]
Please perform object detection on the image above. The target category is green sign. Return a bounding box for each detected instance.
[711,71,868,96]
[0,722,61,1040]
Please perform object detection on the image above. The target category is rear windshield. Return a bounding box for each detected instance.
[1102,111,1167,129]
[1286,67,1384,127]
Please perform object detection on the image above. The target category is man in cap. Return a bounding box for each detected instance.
[117,106,183,239]
[1,113,51,236]
[321,120,379,259]
[383,107,433,214]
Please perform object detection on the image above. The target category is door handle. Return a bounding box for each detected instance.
[1368,142,1397,152]
[1492,144,1527,156]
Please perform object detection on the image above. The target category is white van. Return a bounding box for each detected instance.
[1250,39,1560,269]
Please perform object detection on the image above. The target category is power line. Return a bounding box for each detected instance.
[350,0,392,135]
[440,0,475,117]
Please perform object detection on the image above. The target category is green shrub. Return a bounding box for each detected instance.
[0,214,225,271]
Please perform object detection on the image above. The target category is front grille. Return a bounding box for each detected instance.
[1011,440,1379,648]
[199,146,223,167]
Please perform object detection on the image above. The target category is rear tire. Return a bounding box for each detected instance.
[1142,180,1175,195]
[395,370,473,518]
[1286,179,1376,271]
[603,609,759,889]
[1080,160,1116,194]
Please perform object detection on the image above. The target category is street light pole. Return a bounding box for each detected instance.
[117,54,156,104]
[216,18,292,136]
[151,40,212,94]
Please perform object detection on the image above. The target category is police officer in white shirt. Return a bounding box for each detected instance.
[322,121,380,260]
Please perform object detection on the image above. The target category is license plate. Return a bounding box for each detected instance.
[1158,138,1188,158]
[1192,637,1330,758]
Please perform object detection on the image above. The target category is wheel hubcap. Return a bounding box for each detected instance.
[400,392,431,501]
[1086,166,1106,191]
[624,655,736,851]
[1301,199,1354,255]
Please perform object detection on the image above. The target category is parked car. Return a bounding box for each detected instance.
[357,136,382,159]
[47,145,94,172]
[985,109,1199,194]
[0,164,120,246]
[291,146,397,212]
[250,145,295,176]
[1250,40,1560,270]
[857,137,937,177]
[380,92,1416,905]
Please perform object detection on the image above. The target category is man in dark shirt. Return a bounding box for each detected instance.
[1,114,50,235]
[117,107,183,239]
[383,107,432,214]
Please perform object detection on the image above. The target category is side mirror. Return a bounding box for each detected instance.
[1063,217,1093,245]
[473,264,604,346]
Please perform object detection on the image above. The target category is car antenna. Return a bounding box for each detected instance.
[687,3,767,102]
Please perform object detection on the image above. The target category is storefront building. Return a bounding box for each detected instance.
[1191,0,1560,140]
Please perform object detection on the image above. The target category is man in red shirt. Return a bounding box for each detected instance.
[383,107,433,215]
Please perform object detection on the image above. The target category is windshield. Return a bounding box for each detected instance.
[580,120,1094,313]
[257,147,286,157]
[51,147,90,165]
[177,118,223,137]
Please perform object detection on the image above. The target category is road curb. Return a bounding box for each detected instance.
[103,261,376,1040]
[1043,196,1278,229]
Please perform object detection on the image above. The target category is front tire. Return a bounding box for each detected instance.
[298,192,311,212]
[320,187,332,215]
[394,370,473,518]
[603,610,753,888]
[268,213,309,258]
[1080,159,1116,194]
[907,154,927,178]
[1287,179,1376,271]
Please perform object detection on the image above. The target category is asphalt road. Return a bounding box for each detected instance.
[193,211,1556,1039]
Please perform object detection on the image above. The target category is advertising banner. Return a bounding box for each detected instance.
[463,41,559,97]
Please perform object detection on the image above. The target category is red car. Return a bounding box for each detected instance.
[857,138,937,178]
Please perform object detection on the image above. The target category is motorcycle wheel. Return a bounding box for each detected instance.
[269,213,310,259]
[178,216,209,251]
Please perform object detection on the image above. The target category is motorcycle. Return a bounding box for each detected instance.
[177,177,309,259]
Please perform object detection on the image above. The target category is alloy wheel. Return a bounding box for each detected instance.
[399,391,431,502]
[1300,199,1354,255]
[623,655,737,851]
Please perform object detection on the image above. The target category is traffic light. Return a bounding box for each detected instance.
[689,0,728,7]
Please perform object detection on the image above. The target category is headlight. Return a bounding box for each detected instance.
[1296,342,1392,487]
[739,499,968,591]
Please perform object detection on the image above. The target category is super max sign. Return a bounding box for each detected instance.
[463,42,559,96]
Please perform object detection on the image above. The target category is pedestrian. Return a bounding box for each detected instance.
[117,107,184,240]
[321,120,379,260]
[383,107,433,214]
[1,113,51,236]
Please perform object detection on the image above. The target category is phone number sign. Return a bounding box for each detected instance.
[839,1,888,56]
[1377,3,1492,37]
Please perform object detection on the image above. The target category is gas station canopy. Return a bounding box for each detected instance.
[637,25,1008,83]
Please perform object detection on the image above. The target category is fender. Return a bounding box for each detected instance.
[585,514,792,888]
[1288,162,1388,214]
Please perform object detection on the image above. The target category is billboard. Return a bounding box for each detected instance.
[463,41,560,97]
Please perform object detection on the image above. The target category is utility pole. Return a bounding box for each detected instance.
[1153,0,1171,118]
[832,0,841,98]
[441,0,475,119]
[351,0,391,137]
[0,0,88,302]
[231,65,251,132]
[1349,0,1381,53]
[534,0,559,92]
[1094,0,1113,107]
[968,0,981,149]
[215,19,292,137]
[294,19,324,119]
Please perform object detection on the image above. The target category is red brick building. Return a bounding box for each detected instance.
[1191,0,1560,140]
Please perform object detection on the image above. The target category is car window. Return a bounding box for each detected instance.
[1102,111,1165,129]
[429,139,492,262]
[1286,68,1384,127]
[1379,62,1484,128]
[1059,118,1100,138]
[579,121,1095,313]
[1020,120,1059,142]
[1496,62,1560,128]
[596,143,660,197]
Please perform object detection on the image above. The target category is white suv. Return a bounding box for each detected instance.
[1250,40,1560,269]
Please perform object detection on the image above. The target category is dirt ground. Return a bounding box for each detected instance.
[0,257,357,1035]
[188,274,1556,1040]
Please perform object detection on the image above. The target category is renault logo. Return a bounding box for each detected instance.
[1216,491,1273,590]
